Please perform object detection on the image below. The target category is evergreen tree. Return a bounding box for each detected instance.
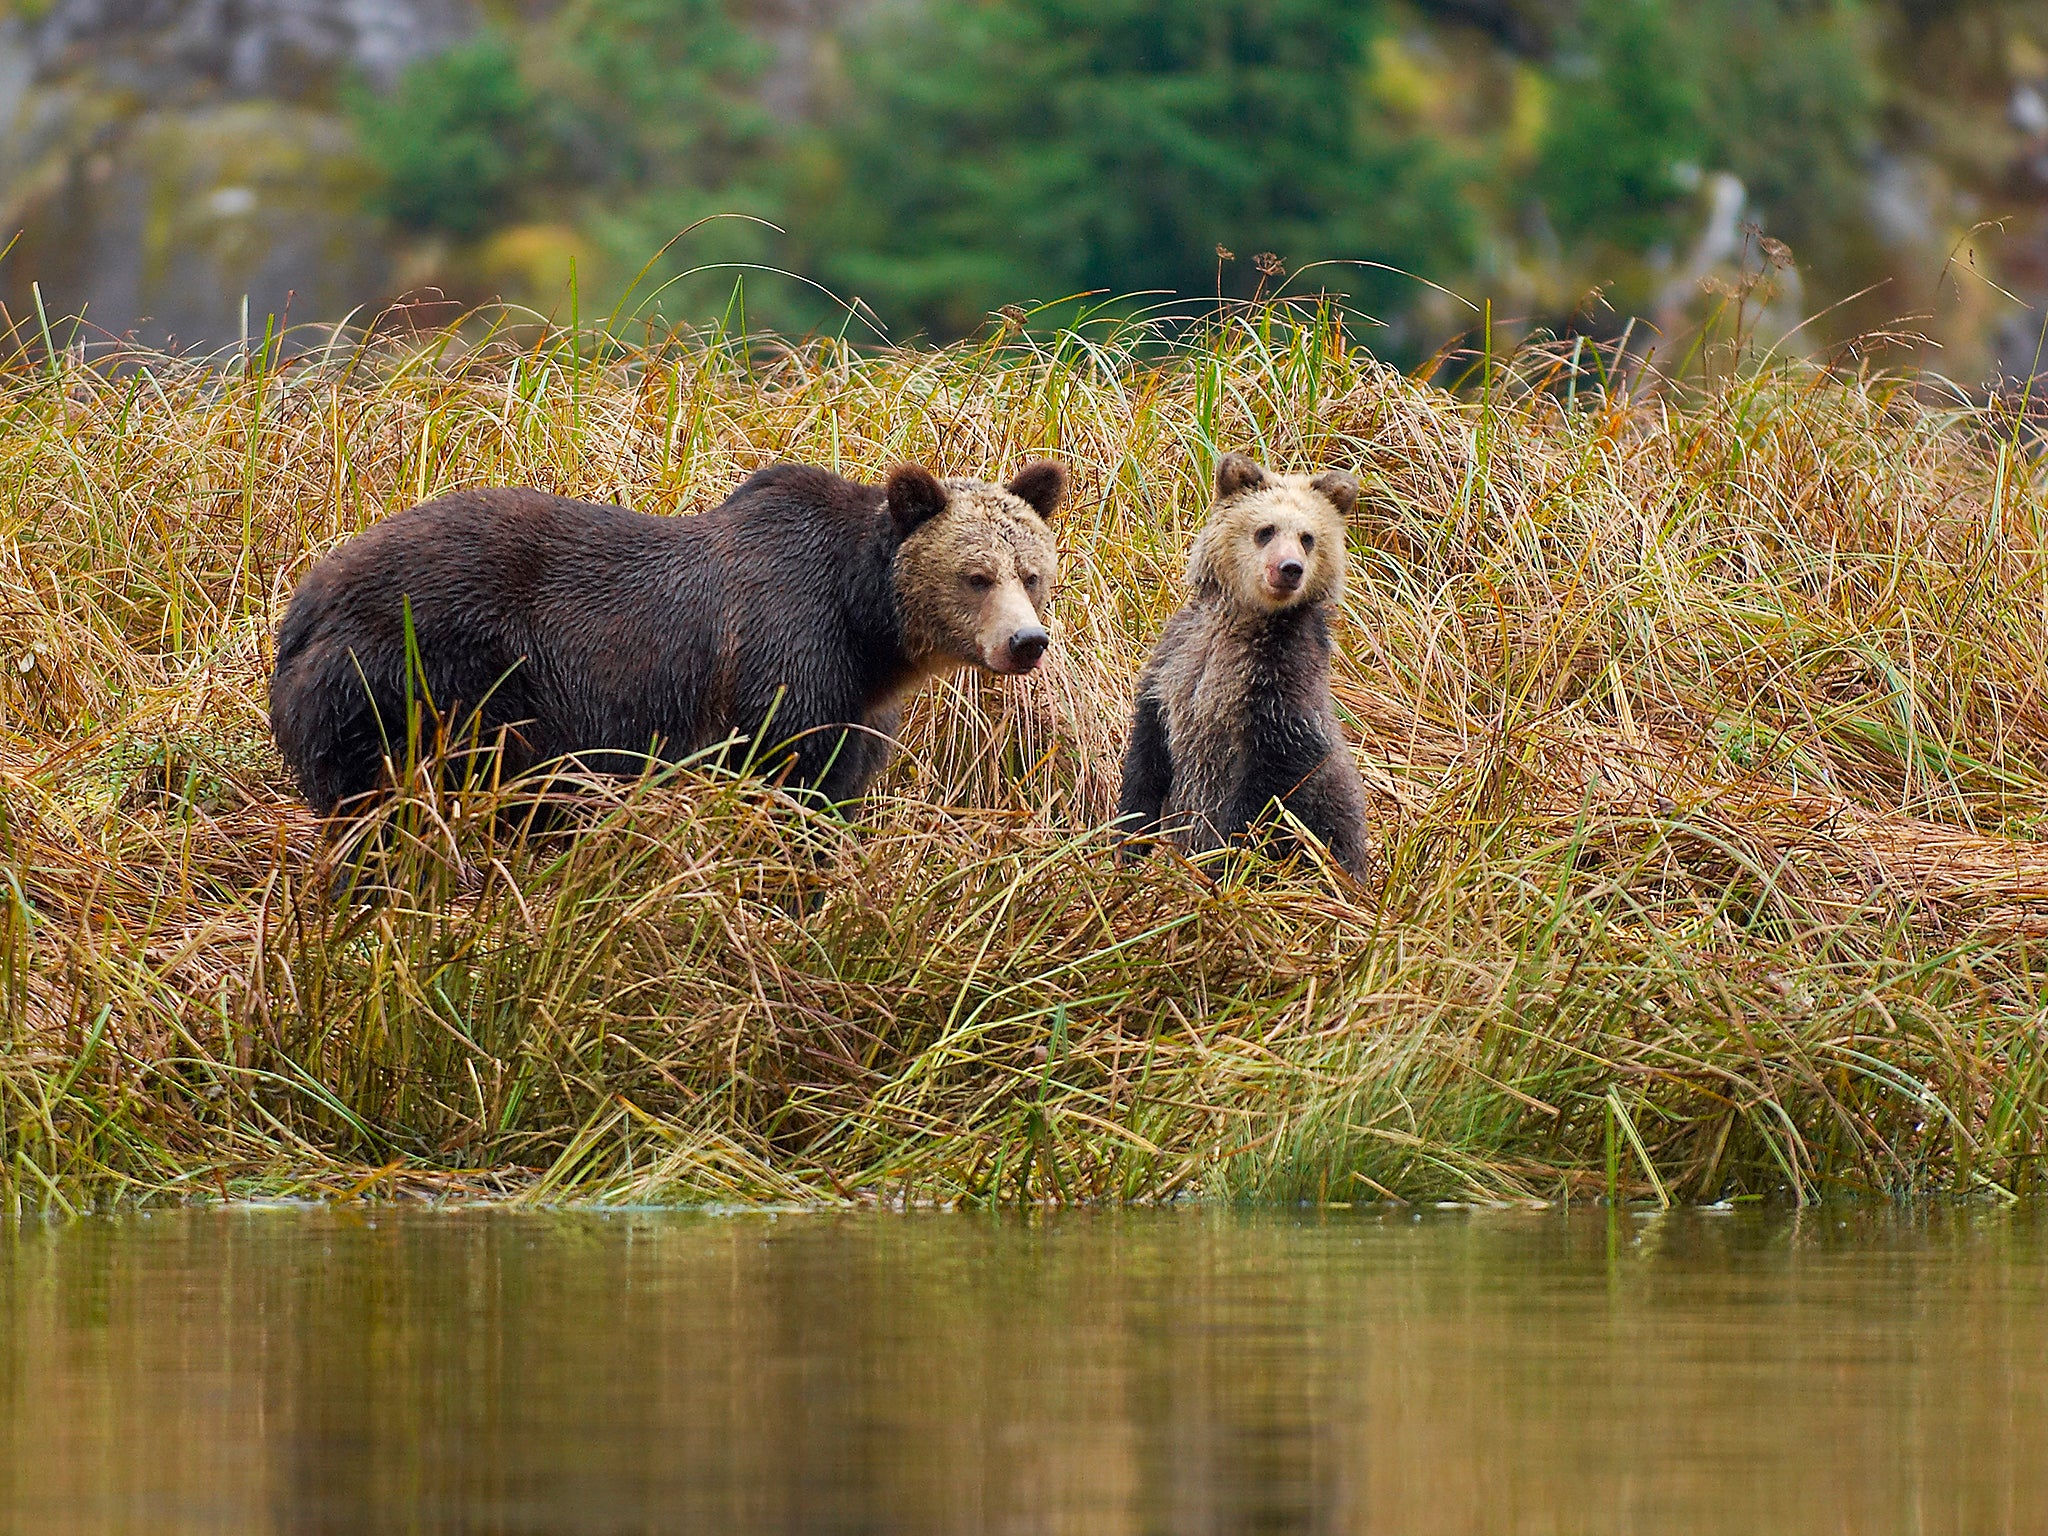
[538,0,781,314]
[805,0,1480,336]
[347,0,1894,350]
[352,0,775,303]
[1536,0,1705,254]
[352,35,541,238]
[1535,0,1878,270]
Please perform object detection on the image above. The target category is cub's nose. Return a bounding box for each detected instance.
[1005,625,1050,673]
[1273,559,1305,591]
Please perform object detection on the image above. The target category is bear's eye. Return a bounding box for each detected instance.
[1254,525,1276,546]
[965,573,994,592]
[1024,572,1041,590]
[1301,533,1315,553]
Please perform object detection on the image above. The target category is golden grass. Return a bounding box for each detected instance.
[7,301,2048,1211]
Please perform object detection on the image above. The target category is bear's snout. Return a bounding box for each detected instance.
[1266,556,1306,597]
[999,624,1050,674]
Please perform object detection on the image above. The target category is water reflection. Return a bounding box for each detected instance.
[3,1206,2046,1534]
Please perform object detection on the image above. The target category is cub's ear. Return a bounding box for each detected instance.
[1006,459,1066,521]
[1311,471,1358,519]
[886,464,949,536]
[1216,452,1270,500]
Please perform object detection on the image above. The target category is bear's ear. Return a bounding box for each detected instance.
[1216,452,1270,500]
[886,464,949,536]
[1311,471,1358,519]
[1006,459,1066,521]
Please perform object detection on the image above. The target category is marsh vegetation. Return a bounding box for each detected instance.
[7,302,2048,1211]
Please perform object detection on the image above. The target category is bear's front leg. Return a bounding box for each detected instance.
[1115,691,1174,862]
[811,705,901,807]
[1300,753,1375,881]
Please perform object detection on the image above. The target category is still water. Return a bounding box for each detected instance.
[4,1204,2047,1534]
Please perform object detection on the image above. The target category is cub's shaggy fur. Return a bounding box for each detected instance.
[270,460,1064,813]
[1117,452,1371,879]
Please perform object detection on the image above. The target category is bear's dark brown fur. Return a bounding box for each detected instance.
[1117,452,1371,879]
[269,460,1064,813]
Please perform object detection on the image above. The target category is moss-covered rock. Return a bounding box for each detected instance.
[4,100,389,349]
[0,0,481,347]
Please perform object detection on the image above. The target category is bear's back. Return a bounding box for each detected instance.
[276,489,701,671]
[282,469,888,653]
[269,463,917,813]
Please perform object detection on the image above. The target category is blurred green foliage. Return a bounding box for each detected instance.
[535,0,782,300]
[341,0,1968,350]
[1694,0,1878,276]
[1537,0,1704,252]
[807,0,1478,334]
[350,35,541,239]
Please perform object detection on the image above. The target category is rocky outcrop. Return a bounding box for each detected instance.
[0,0,871,350]
[6,102,391,351]
[0,0,480,349]
[5,0,479,101]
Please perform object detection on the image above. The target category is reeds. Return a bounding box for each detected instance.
[7,302,2048,1211]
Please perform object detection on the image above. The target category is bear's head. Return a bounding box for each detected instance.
[889,460,1065,676]
[1189,451,1357,613]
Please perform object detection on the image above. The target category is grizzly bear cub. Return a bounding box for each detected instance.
[1116,452,1371,879]
[270,460,1065,814]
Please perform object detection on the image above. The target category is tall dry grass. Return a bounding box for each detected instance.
[7,301,2048,1212]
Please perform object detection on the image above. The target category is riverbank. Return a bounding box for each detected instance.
[8,304,2048,1212]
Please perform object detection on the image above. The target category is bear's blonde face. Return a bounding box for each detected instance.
[891,462,1064,676]
[1189,453,1356,613]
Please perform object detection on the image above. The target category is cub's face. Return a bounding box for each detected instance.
[890,460,1065,675]
[1189,452,1357,612]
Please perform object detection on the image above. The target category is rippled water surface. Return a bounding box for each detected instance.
[6,1204,2048,1534]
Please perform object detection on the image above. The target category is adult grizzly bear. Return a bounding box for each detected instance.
[1116,451,1371,879]
[270,460,1065,813]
